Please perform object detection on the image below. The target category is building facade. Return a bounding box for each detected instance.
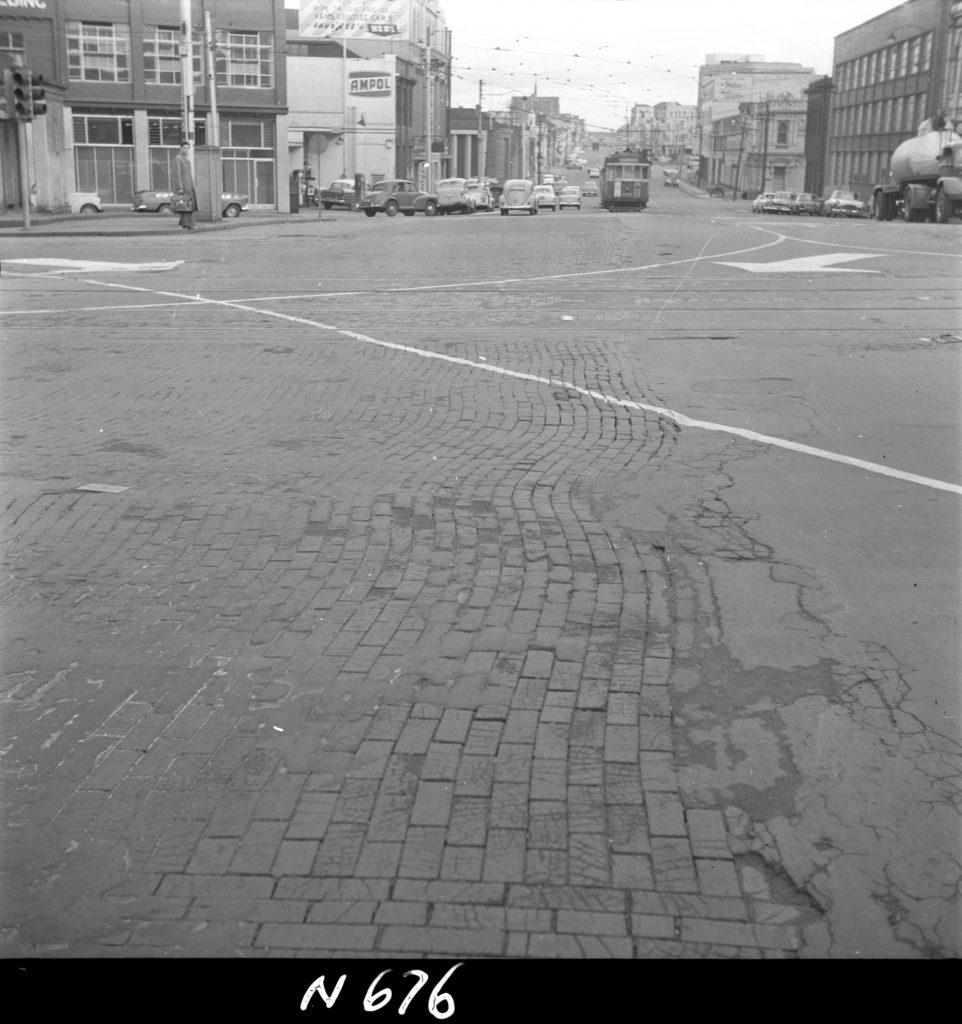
[289,0,452,192]
[696,54,817,188]
[827,0,958,195]
[1,0,289,213]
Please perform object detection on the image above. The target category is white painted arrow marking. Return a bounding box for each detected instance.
[4,258,184,273]
[715,253,883,273]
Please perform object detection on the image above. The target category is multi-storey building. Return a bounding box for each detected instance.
[1,0,288,212]
[826,0,957,196]
[653,101,696,161]
[696,54,817,188]
[709,98,810,195]
[288,0,452,192]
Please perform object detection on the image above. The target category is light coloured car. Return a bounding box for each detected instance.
[69,192,104,215]
[131,189,249,217]
[499,179,538,216]
[558,186,581,210]
[823,189,867,217]
[768,191,796,215]
[580,181,598,197]
[752,191,776,213]
[465,180,493,210]
[533,184,559,211]
[435,177,475,215]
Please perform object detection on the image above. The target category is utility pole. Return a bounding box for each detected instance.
[759,100,770,192]
[424,26,433,191]
[477,79,486,180]
[180,0,194,159]
[203,7,219,146]
[733,114,748,199]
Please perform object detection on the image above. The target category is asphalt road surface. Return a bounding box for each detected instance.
[2,185,960,968]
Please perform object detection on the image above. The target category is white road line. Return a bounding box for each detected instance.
[73,275,962,497]
[749,223,962,259]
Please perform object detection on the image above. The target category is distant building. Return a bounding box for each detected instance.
[826,0,958,196]
[696,55,818,189]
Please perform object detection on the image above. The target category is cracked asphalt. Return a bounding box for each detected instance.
[1,192,960,962]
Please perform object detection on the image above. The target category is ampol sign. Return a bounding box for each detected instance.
[349,72,392,97]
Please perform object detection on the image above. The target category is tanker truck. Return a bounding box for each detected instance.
[872,118,962,223]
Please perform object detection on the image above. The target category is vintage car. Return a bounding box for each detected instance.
[499,179,538,216]
[319,178,358,209]
[558,186,582,210]
[357,179,439,217]
[533,184,559,211]
[793,192,821,215]
[823,189,868,217]
[465,179,494,210]
[752,191,776,213]
[69,192,104,215]
[768,191,796,214]
[580,180,598,197]
[131,189,249,218]
[435,177,476,214]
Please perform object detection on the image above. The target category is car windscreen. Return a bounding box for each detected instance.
[503,183,531,200]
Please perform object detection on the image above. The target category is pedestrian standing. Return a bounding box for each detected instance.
[173,141,196,231]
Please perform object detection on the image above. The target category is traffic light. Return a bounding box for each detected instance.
[29,71,45,117]
[0,67,12,121]
[11,67,31,120]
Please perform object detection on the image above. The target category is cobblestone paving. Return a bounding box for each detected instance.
[1,239,815,960]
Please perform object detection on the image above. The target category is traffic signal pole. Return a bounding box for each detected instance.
[17,117,30,230]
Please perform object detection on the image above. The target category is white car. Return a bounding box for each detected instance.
[533,184,558,211]
[69,192,104,215]
[558,186,581,210]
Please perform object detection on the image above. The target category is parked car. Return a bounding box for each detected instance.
[435,177,476,215]
[793,192,821,215]
[768,191,796,214]
[499,179,538,216]
[752,191,776,213]
[465,179,493,210]
[357,179,439,217]
[823,189,867,217]
[533,184,559,211]
[319,178,357,209]
[580,181,598,197]
[69,192,104,215]
[558,186,582,210]
[588,167,601,178]
[131,189,249,218]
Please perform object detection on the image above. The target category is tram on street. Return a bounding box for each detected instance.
[599,147,651,211]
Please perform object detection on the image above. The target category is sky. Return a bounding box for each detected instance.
[288,0,904,131]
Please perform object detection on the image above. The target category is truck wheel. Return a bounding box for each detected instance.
[364,209,376,218]
[322,202,333,210]
[935,187,953,224]
[873,194,885,221]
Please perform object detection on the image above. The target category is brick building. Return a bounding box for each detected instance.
[1,0,289,213]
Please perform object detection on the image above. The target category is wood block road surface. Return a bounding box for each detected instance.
[1,198,959,966]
